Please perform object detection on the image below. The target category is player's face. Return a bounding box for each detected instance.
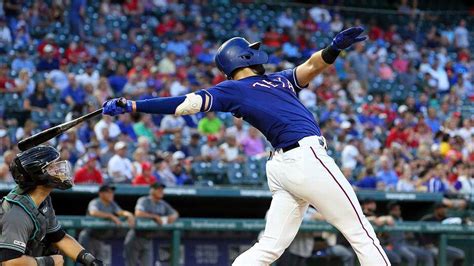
[151,187,164,200]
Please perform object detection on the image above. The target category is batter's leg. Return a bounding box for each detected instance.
[232,190,308,266]
[287,146,390,266]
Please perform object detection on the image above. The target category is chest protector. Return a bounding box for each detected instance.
[0,190,48,244]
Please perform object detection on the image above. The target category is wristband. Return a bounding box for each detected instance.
[35,256,54,266]
[321,45,341,64]
[76,249,97,265]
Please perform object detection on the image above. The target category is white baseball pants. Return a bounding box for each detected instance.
[233,136,390,266]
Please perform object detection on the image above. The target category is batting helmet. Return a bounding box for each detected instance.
[10,145,73,191]
[215,37,268,78]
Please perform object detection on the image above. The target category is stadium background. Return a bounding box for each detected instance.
[0,0,473,265]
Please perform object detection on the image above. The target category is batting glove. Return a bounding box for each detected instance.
[331,26,367,50]
[76,250,104,266]
[102,98,133,116]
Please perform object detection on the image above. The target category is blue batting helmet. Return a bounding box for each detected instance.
[215,37,268,78]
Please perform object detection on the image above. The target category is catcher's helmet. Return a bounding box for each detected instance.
[215,37,268,78]
[10,145,73,191]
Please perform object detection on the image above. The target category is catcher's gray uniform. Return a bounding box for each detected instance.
[0,194,62,261]
[124,196,177,266]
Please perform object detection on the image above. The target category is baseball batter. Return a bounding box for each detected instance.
[0,146,102,266]
[103,27,390,266]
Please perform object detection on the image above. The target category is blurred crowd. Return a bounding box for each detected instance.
[0,0,472,195]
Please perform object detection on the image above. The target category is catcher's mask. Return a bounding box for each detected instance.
[10,145,73,191]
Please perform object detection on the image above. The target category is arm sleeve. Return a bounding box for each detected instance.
[135,197,148,212]
[274,68,308,93]
[87,199,100,214]
[0,208,33,254]
[135,96,189,114]
[163,201,178,216]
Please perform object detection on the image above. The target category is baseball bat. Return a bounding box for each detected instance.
[17,98,127,151]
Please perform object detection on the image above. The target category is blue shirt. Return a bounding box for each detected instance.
[108,75,127,94]
[61,85,86,105]
[376,170,398,189]
[203,69,321,149]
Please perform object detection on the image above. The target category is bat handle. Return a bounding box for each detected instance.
[117,97,127,108]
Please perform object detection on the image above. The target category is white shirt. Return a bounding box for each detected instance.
[160,115,186,131]
[94,119,121,141]
[201,145,219,160]
[107,154,134,182]
[363,137,381,152]
[170,80,189,96]
[341,144,359,170]
[454,26,469,48]
[75,71,100,88]
[0,26,11,44]
[219,143,240,162]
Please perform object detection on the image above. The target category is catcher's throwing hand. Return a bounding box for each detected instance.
[102,98,133,116]
[331,26,367,50]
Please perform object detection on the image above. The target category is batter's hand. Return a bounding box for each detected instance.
[331,26,367,50]
[102,97,133,116]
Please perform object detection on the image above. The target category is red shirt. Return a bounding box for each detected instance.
[74,167,103,184]
[132,174,157,185]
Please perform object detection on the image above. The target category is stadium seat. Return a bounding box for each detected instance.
[227,162,244,185]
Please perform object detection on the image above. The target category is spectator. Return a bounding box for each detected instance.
[386,202,434,266]
[198,112,223,136]
[116,113,137,142]
[94,115,121,142]
[354,168,378,190]
[0,150,15,182]
[108,63,128,95]
[454,19,469,49]
[74,153,103,184]
[200,135,220,162]
[160,114,186,135]
[37,44,59,71]
[124,182,179,265]
[131,148,148,176]
[241,127,265,157]
[132,162,157,186]
[188,132,203,160]
[170,154,192,185]
[167,132,189,157]
[133,114,157,144]
[76,62,100,89]
[11,46,35,74]
[23,81,50,113]
[68,0,86,37]
[46,58,70,91]
[418,203,465,266]
[78,184,134,262]
[376,156,399,191]
[219,134,245,163]
[277,8,294,29]
[362,127,381,153]
[346,42,369,87]
[341,136,362,171]
[396,164,416,192]
[0,17,12,53]
[61,74,86,111]
[157,52,177,75]
[226,117,248,144]
[14,68,35,97]
[107,141,135,183]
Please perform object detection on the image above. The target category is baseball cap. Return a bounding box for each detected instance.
[141,161,152,171]
[114,141,127,151]
[99,184,116,192]
[86,153,98,162]
[341,121,351,129]
[150,181,166,189]
[172,151,185,161]
[44,44,54,53]
[207,135,218,142]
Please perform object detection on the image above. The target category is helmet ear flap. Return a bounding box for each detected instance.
[11,157,35,190]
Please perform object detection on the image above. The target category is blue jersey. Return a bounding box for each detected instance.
[202,68,321,149]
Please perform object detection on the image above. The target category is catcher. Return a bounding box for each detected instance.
[0,145,102,266]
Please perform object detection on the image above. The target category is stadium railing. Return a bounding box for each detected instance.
[58,216,474,266]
